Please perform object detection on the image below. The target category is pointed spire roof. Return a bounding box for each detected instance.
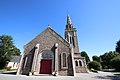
[67,14,72,25]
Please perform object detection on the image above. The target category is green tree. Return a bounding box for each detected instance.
[100,51,119,69]
[92,55,101,62]
[0,35,21,69]
[111,56,120,71]
[116,40,120,54]
[88,61,102,70]
[81,51,90,64]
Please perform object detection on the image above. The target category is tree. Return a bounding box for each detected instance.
[111,56,120,71]
[116,40,120,54]
[92,55,101,62]
[88,61,102,70]
[81,51,90,64]
[100,51,119,69]
[0,35,21,69]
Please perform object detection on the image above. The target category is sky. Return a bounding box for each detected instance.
[0,0,120,60]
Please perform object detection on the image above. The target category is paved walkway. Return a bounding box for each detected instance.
[0,71,120,80]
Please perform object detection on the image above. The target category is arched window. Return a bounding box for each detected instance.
[72,37,75,47]
[13,63,15,68]
[66,35,69,42]
[75,61,78,66]
[61,53,68,69]
[70,36,72,44]
[63,53,66,67]
[24,57,28,69]
[79,60,82,66]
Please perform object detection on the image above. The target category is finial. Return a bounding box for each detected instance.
[48,24,51,27]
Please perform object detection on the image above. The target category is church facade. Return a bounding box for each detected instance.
[17,15,87,76]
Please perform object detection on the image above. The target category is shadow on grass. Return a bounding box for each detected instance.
[114,74,120,76]
[95,75,120,80]
[1,71,16,75]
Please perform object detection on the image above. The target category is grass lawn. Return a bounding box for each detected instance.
[0,69,17,73]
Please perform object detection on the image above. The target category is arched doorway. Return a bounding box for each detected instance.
[40,50,54,74]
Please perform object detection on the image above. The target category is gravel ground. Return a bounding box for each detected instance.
[0,71,120,80]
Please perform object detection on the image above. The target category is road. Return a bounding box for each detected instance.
[0,71,120,80]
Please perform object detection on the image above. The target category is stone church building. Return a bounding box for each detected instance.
[17,15,87,76]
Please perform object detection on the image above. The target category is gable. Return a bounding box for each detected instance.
[24,27,70,52]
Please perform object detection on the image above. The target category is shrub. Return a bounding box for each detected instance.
[88,61,102,70]
[111,56,120,71]
[6,66,11,71]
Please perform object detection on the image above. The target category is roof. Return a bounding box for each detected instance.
[10,55,22,63]
[74,53,85,59]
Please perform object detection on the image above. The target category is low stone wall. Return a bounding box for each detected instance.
[59,70,67,76]
[75,67,88,73]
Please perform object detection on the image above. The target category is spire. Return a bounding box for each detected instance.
[67,14,72,25]
[66,14,73,29]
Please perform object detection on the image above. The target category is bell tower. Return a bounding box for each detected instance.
[65,15,79,53]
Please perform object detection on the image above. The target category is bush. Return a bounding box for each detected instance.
[6,66,11,71]
[111,56,120,71]
[88,61,102,70]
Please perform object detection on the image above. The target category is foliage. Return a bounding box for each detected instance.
[0,35,21,69]
[100,51,119,69]
[111,56,120,71]
[116,40,120,54]
[81,51,90,64]
[92,55,101,62]
[88,61,102,70]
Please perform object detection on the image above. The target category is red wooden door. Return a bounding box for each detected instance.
[40,59,52,74]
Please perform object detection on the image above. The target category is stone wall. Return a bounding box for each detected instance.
[59,70,67,76]
[75,67,88,73]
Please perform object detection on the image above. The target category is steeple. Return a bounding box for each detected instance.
[65,15,79,53]
[66,14,73,29]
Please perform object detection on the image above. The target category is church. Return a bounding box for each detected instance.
[17,15,87,76]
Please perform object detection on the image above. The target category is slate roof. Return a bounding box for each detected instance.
[10,55,22,63]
